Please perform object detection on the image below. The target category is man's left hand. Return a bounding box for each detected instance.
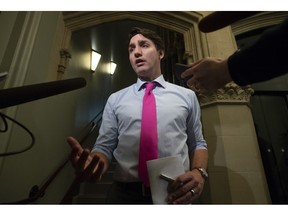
[165,169,205,204]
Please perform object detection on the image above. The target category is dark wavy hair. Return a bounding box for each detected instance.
[128,27,165,52]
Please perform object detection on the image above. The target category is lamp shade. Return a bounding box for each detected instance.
[110,62,117,75]
[91,50,101,71]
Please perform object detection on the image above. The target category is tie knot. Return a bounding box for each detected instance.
[145,82,155,92]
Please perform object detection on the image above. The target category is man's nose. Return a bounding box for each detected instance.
[134,47,142,57]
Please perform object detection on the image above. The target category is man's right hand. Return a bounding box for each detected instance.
[67,136,107,182]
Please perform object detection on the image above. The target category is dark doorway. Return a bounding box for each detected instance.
[250,92,288,203]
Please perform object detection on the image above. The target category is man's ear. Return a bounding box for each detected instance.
[159,50,165,60]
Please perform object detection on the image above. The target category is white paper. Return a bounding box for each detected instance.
[147,154,185,204]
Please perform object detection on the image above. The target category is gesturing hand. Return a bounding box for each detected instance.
[67,136,107,182]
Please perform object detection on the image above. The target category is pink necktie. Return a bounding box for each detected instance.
[138,82,158,187]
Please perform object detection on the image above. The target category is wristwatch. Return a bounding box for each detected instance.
[193,167,208,180]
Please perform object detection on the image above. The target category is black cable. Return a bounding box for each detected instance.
[0,112,8,132]
[0,112,35,157]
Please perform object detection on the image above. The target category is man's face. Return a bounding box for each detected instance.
[128,34,164,81]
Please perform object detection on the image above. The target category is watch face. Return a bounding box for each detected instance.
[199,168,208,178]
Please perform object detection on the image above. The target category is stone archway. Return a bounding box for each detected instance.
[62,11,208,64]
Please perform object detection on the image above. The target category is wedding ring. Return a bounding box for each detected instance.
[190,189,195,196]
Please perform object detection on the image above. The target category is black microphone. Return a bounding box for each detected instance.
[199,11,259,33]
[0,77,86,109]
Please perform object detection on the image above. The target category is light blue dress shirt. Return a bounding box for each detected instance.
[92,75,207,182]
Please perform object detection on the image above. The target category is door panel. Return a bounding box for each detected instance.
[250,93,288,203]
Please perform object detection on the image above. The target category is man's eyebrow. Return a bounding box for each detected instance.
[129,39,149,46]
[138,39,149,44]
[128,39,150,50]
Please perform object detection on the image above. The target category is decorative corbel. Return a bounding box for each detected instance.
[196,82,255,107]
[57,49,72,80]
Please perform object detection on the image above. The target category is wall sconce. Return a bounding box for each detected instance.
[110,61,117,75]
[91,50,101,72]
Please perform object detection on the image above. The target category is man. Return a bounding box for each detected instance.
[67,27,208,204]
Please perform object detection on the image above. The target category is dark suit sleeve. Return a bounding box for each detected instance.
[228,18,288,86]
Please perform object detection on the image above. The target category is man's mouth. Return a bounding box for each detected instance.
[135,59,145,66]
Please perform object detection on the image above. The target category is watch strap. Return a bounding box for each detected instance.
[192,167,208,179]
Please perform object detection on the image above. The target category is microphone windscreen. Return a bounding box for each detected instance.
[0,77,86,109]
[199,11,259,33]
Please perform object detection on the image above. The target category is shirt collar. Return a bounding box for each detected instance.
[136,74,166,91]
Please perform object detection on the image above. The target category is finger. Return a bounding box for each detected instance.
[186,76,204,93]
[181,68,193,79]
[90,160,105,182]
[75,149,91,173]
[68,137,83,166]
[167,174,198,198]
[169,184,199,204]
[167,177,185,193]
[80,155,100,181]
[69,147,82,166]
[181,59,203,78]
[190,84,201,93]
[166,183,189,204]
[187,82,200,93]
[67,136,82,150]
[188,188,200,203]
[186,77,194,87]
[172,189,198,204]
